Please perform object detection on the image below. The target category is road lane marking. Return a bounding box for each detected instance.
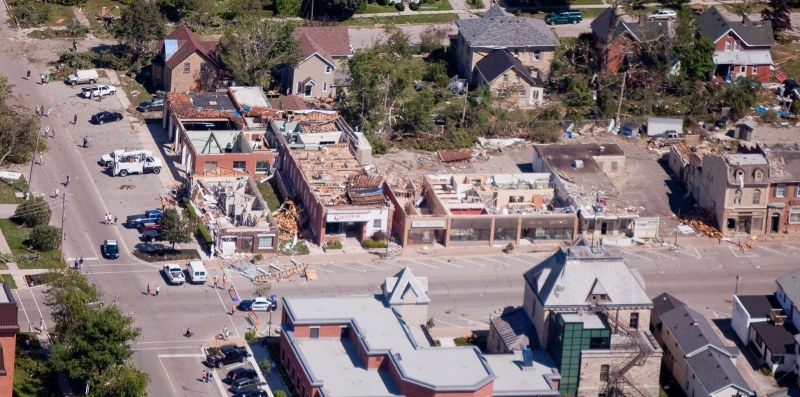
[29,289,44,324]
[645,250,679,260]
[157,355,177,394]
[325,262,365,272]
[66,257,99,261]
[479,256,511,266]
[755,245,786,256]
[354,262,385,271]
[14,290,30,329]
[459,316,490,325]
[404,259,439,269]
[157,354,204,358]
[434,319,461,328]
[728,246,757,258]
[308,265,335,273]
[212,281,241,338]
[133,346,204,351]
[136,340,202,344]
[675,247,701,259]
[505,255,535,265]
[782,244,800,251]
[429,258,465,268]
[454,258,486,267]
[622,251,655,261]
[91,270,154,274]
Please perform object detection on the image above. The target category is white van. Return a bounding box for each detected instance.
[187,261,207,284]
[66,69,99,86]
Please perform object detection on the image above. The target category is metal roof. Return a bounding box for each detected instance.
[713,50,772,66]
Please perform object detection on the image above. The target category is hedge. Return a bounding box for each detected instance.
[362,239,388,249]
[182,198,213,249]
[395,2,405,10]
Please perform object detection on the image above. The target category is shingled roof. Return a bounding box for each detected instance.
[698,6,774,47]
[161,24,219,70]
[294,26,352,66]
[591,8,668,44]
[456,6,559,48]
[475,49,543,86]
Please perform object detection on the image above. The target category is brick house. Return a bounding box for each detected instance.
[279,268,562,397]
[163,88,279,177]
[698,7,774,82]
[152,25,220,92]
[761,146,800,234]
[474,49,545,108]
[455,5,559,87]
[282,27,353,100]
[0,282,18,397]
[591,8,669,73]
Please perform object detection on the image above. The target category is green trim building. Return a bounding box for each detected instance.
[547,311,611,396]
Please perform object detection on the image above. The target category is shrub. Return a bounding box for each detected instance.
[426,317,435,330]
[453,337,469,346]
[760,365,773,376]
[362,239,387,249]
[259,358,271,373]
[377,0,389,6]
[245,331,257,344]
[326,241,343,249]
[30,226,61,252]
[395,2,405,10]
[761,109,779,124]
[409,2,419,10]
[372,231,387,241]
[182,199,213,249]
[275,391,287,397]
[15,197,52,227]
[8,0,51,28]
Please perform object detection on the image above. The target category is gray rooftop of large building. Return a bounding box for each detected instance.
[776,268,800,310]
[726,153,768,166]
[560,312,608,329]
[651,292,685,332]
[456,5,559,48]
[484,350,561,396]
[659,305,725,355]
[685,349,752,396]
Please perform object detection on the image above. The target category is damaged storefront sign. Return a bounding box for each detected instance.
[411,220,446,228]
[326,211,373,222]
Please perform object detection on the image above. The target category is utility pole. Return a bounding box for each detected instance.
[59,192,66,258]
[615,72,627,124]
[25,132,41,200]
[460,82,469,127]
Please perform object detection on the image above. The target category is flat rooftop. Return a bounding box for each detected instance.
[737,294,782,318]
[726,153,768,166]
[284,295,496,392]
[560,312,608,329]
[229,86,270,109]
[293,145,385,207]
[483,350,560,396]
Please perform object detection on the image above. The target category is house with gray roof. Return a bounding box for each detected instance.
[591,8,670,73]
[657,297,753,397]
[474,49,546,108]
[697,6,774,82]
[455,5,559,91]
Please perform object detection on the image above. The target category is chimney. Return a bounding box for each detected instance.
[742,13,749,25]
[692,319,698,326]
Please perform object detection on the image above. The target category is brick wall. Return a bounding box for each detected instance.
[0,332,15,396]
[386,360,495,397]
[279,332,320,397]
[768,183,800,233]
[192,152,277,176]
[578,349,662,397]
[168,52,217,92]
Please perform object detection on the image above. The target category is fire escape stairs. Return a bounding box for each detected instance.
[595,304,653,397]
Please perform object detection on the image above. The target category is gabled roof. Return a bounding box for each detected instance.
[489,307,535,351]
[650,292,684,332]
[751,321,798,355]
[685,349,752,396]
[660,305,725,356]
[736,294,781,319]
[456,9,559,48]
[161,24,219,70]
[475,49,543,86]
[698,6,774,47]
[294,26,352,67]
[591,8,668,44]
[270,95,312,111]
[383,267,430,305]
[481,4,510,18]
[523,239,652,308]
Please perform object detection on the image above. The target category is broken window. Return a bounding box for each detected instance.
[734,189,742,205]
[753,189,761,204]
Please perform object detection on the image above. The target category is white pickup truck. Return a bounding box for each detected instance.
[163,264,185,285]
[82,85,116,98]
[113,156,162,177]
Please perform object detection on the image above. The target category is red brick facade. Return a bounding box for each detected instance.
[711,33,771,82]
[767,182,800,233]
[0,284,18,396]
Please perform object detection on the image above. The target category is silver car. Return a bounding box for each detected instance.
[648,9,676,20]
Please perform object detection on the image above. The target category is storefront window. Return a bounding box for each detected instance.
[407,229,445,245]
[493,218,519,241]
[326,222,346,235]
[258,235,274,249]
[522,227,573,240]
[450,218,492,242]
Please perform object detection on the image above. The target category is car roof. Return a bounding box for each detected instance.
[105,240,117,244]
[164,263,180,268]
[253,297,270,302]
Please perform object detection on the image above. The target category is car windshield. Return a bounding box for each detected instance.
[106,244,119,253]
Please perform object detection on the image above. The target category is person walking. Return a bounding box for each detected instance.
[40,105,44,116]
[113,216,117,225]
[74,258,79,270]
[38,152,43,165]
[40,75,44,84]
[222,276,228,288]
[46,107,51,117]
[222,326,229,340]
[26,70,30,80]
[51,128,55,139]
[45,73,49,84]
[201,370,207,382]
[155,286,159,297]
[44,126,49,137]
[213,276,219,289]
[79,257,84,269]
[83,136,88,148]
[54,188,59,198]
[161,199,167,211]
[231,304,236,316]
[146,284,151,296]
[207,372,213,383]
[65,175,70,187]
[35,106,39,116]
[39,318,45,333]
[73,114,78,125]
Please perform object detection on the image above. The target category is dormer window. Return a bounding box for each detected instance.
[589,294,608,302]
[735,170,744,179]
[754,169,763,180]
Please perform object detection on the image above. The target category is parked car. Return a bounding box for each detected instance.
[91,112,123,125]
[237,297,278,312]
[648,9,676,20]
[136,98,164,112]
[544,10,582,25]
[232,390,269,397]
[126,210,163,227]
[81,85,116,98]
[163,264,185,285]
[206,347,249,368]
[102,240,119,259]
[230,378,263,393]
[226,368,259,383]
[65,69,98,86]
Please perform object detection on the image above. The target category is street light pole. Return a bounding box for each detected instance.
[25,132,41,199]
[59,192,66,258]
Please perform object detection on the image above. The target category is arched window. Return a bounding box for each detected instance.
[734,189,742,205]
[754,169,764,180]
[753,189,761,204]
[735,169,744,179]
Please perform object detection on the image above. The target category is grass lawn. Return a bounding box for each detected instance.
[344,13,459,26]
[46,4,76,27]
[0,218,64,270]
[0,275,17,289]
[570,0,603,4]
[257,180,283,211]
[132,249,200,262]
[80,0,123,29]
[0,176,29,204]
[417,0,453,11]
[580,7,607,18]
[772,42,800,81]
[361,3,398,13]
[120,73,154,112]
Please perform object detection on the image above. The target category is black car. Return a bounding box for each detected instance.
[232,390,268,397]
[102,239,119,259]
[230,378,262,393]
[136,98,164,112]
[91,111,123,125]
[226,368,258,383]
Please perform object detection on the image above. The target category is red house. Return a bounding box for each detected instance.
[591,8,669,73]
[698,7,775,82]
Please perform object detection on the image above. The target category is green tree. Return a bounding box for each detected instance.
[319,0,365,19]
[219,18,299,89]
[673,7,714,81]
[274,391,288,397]
[725,78,757,118]
[394,90,436,136]
[43,269,100,337]
[255,282,272,297]
[113,0,167,60]
[276,0,303,16]
[762,0,792,33]
[14,196,51,227]
[91,364,149,397]
[160,208,195,249]
[30,225,61,251]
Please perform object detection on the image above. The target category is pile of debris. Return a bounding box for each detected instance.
[272,200,302,239]
[680,210,722,239]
